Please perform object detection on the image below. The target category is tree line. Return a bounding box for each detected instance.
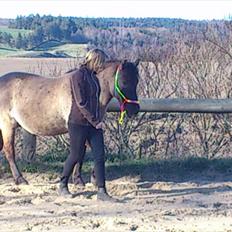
[1,14,229,62]
[0,14,208,51]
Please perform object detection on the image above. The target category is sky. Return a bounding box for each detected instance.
[0,0,231,20]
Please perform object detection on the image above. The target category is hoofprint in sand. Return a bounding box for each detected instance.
[0,173,232,232]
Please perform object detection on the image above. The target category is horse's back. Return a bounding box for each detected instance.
[0,72,72,135]
[0,72,43,108]
[0,72,39,87]
[0,71,39,79]
[0,72,40,95]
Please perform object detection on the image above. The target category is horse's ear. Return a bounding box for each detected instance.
[122,59,127,65]
[134,59,140,67]
[121,59,127,69]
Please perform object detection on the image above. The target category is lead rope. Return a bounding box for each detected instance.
[119,103,126,125]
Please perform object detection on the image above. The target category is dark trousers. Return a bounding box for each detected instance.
[62,123,105,188]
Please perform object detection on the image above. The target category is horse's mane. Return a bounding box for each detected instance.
[65,68,78,74]
[65,60,119,74]
[65,60,136,75]
[104,60,119,67]
[65,64,86,74]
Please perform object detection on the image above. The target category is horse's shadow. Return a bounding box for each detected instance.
[2,156,232,197]
[103,158,232,181]
[99,158,232,202]
[72,190,95,199]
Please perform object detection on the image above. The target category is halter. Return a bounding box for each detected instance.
[114,65,139,124]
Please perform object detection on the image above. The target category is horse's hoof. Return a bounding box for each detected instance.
[15,176,29,185]
[73,176,85,187]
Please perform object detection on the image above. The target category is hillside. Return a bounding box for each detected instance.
[0,15,229,61]
[0,46,18,57]
[0,15,215,59]
[0,18,9,26]
[0,41,87,58]
[0,26,32,38]
[0,18,88,58]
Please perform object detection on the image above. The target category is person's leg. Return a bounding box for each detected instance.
[88,127,115,201]
[72,144,86,186]
[59,123,88,196]
[73,145,97,187]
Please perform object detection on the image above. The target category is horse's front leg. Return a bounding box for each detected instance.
[2,126,28,185]
[72,144,86,186]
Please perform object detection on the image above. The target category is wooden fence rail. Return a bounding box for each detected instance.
[108,98,232,113]
[22,97,232,161]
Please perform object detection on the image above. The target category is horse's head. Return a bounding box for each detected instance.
[114,60,140,118]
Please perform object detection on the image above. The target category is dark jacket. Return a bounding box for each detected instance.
[68,66,101,127]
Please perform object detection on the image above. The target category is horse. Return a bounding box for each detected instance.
[0,60,140,185]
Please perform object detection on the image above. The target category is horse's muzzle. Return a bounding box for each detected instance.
[126,104,140,118]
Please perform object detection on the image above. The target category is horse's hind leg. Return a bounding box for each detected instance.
[1,126,28,185]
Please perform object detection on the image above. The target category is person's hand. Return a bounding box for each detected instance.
[96,122,103,129]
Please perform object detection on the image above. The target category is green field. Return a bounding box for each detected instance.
[0,45,19,57]
[0,26,32,38]
[0,26,87,58]
[0,26,30,57]
[0,42,87,58]
[45,43,87,57]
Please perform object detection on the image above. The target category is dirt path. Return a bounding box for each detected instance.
[0,172,232,232]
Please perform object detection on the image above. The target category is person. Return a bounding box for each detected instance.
[59,48,113,201]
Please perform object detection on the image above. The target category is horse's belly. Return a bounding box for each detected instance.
[11,108,69,136]
[30,117,68,136]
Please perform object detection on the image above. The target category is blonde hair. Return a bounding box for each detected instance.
[83,48,108,72]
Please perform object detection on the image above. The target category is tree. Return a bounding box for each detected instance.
[33,26,45,44]
[2,32,13,47]
[27,27,45,48]
[45,22,62,40]
[15,33,23,49]
[60,18,77,41]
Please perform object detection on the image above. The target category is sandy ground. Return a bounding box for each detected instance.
[0,171,232,232]
[1,58,232,232]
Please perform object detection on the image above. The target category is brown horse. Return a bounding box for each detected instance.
[0,60,140,184]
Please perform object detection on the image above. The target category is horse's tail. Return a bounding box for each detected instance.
[0,129,3,151]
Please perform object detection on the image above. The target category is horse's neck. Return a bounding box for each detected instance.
[98,62,118,118]
[98,78,113,118]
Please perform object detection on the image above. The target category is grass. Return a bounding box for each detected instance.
[0,26,32,38]
[1,43,87,58]
[48,43,87,57]
[0,46,19,57]
[27,42,87,58]
[1,155,232,182]
[0,26,87,58]
[29,40,64,51]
